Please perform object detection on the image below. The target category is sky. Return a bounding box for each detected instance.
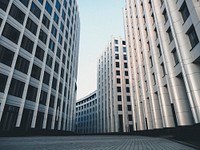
[76,0,125,99]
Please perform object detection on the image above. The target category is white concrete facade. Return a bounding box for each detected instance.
[124,0,200,131]
[97,37,134,133]
[75,91,98,134]
[0,0,80,132]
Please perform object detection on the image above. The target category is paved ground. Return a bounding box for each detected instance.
[0,135,197,150]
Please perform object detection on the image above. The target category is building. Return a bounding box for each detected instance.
[0,0,80,133]
[97,37,133,133]
[124,0,200,131]
[75,91,98,134]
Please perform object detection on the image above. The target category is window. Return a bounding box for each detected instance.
[125,71,129,76]
[49,95,55,108]
[186,25,199,48]
[38,0,43,5]
[128,115,132,121]
[117,78,120,84]
[9,4,25,24]
[58,34,63,45]
[42,15,50,29]
[2,23,20,44]
[123,47,126,52]
[115,54,119,59]
[39,90,47,105]
[30,2,41,19]
[124,55,127,60]
[0,73,8,93]
[0,44,14,66]
[163,9,168,23]
[118,105,122,111]
[53,12,59,24]
[19,0,29,7]
[8,78,25,98]
[51,25,57,38]
[31,64,41,80]
[21,35,34,54]
[59,82,63,93]
[127,96,131,102]
[152,73,156,85]
[43,71,50,85]
[26,85,38,102]
[114,40,118,44]
[0,18,2,26]
[39,30,47,44]
[116,62,120,68]
[56,47,61,58]
[35,45,44,61]
[46,54,53,67]
[124,63,128,68]
[52,77,57,90]
[126,87,130,93]
[150,56,153,67]
[122,41,126,45]
[49,39,55,52]
[26,18,38,35]
[172,48,179,65]
[127,105,132,111]
[179,1,190,22]
[55,0,61,12]
[0,0,10,11]
[62,10,66,21]
[116,70,120,75]
[115,46,119,52]
[161,63,166,77]
[45,1,52,15]
[125,79,129,84]
[54,61,59,73]
[15,56,29,74]
[62,54,66,64]
[117,87,121,92]
[167,27,173,42]
[157,44,162,57]
[118,95,122,101]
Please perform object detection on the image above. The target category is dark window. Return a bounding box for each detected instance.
[115,46,119,52]
[19,0,29,7]
[0,44,14,66]
[58,34,63,45]
[179,1,190,22]
[9,4,25,24]
[62,54,66,64]
[31,64,41,80]
[161,63,166,77]
[61,68,64,78]
[163,9,168,23]
[122,41,126,45]
[38,0,43,5]
[49,95,55,108]
[123,47,126,52]
[0,18,2,26]
[128,115,132,121]
[26,18,38,35]
[49,39,55,52]
[118,105,122,111]
[51,25,57,38]
[56,47,61,58]
[124,55,127,60]
[46,54,53,68]
[116,70,120,75]
[167,27,173,42]
[39,30,47,44]
[118,95,122,101]
[114,40,118,44]
[30,2,41,19]
[54,61,59,73]
[126,87,130,93]
[115,54,119,59]
[59,82,63,93]
[26,85,38,102]
[52,77,57,90]
[117,87,121,92]
[0,0,10,11]
[21,35,34,54]
[127,105,132,111]
[172,48,179,65]
[42,15,50,29]
[43,71,50,85]
[8,78,25,98]
[62,10,66,21]
[152,73,156,85]
[53,12,59,24]
[2,23,20,44]
[186,25,199,48]
[117,78,120,84]
[125,71,129,76]
[39,90,47,105]
[124,63,128,68]
[60,23,64,32]
[15,56,29,74]
[127,96,131,102]
[35,45,44,61]
[45,1,52,15]
[55,0,61,12]
[125,79,129,84]
[0,73,8,93]
[116,62,120,68]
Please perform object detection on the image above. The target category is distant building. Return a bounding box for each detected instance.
[75,91,98,134]
[97,37,133,133]
[0,0,80,133]
[124,0,200,131]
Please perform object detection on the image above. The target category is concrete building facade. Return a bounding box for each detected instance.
[75,91,98,134]
[0,0,80,133]
[97,37,133,133]
[124,0,200,131]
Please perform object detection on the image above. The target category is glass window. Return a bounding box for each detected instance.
[51,25,57,38]
[58,34,63,45]
[62,10,66,21]
[54,61,59,73]
[125,79,129,84]
[114,40,118,44]
[26,85,38,102]
[126,87,130,93]
[21,35,34,54]
[163,9,168,23]
[179,1,190,22]
[2,23,20,44]
[30,2,41,19]
[39,90,47,105]
[0,44,14,66]
[8,78,25,98]
[128,115,132,121]
[116,70,120,75]
[117,78,120,84]
[45,1,52,15]
[117,87,121,92]
[35,45,44,61]
[167,27,173,42]
[122,41,126,45]
[0,73,8,93]
[186,25,199,48]
[53,12,59,24]
[31,64,41,80]
[68,9,71,17]
[116,62,120,68]
[124,63,128,68]
[56,47,61,58]
[62,54,66,64]
[172,48,179,65]
[38,0,43,5]
[39,30,47,44]
[46,54,53,67]
[127,96,131,102]
[15,56,30,74]
[115,46,119,52]
[0,0,10,11]
[26,18,38,35]
[9,4,25,24]
[118,105,122,111]
[125,71,129,76]
[49,39,55,52]
[55,0,61,12]
[118,95,122,101]
[43,71,50,85]
[115,54,119,59]
[19,0,29,7]
[49,95,55,108]
[52,77,57,90]
[123,47,126,52]
[42,15,50,29]
[127,105,132,111]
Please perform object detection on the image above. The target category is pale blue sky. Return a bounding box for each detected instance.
[77,0,125,99]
